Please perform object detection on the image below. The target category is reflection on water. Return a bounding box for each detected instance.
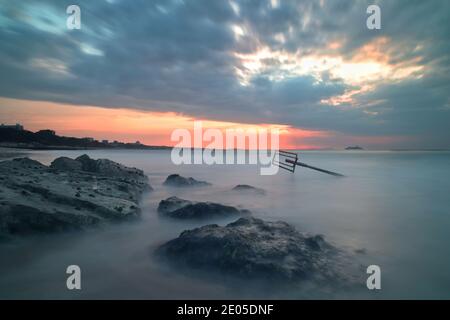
[0,149,450,299]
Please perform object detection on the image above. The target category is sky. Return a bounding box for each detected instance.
[0,0,449,149]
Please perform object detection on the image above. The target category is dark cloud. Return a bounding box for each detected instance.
[0,0,449,148]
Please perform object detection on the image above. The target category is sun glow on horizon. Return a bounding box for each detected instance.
[0,97,326,149]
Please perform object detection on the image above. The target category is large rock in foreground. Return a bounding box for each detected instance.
[0,155,151,238]
[158,196,250,220]
[157,217,355,284]
[163,174,211,187]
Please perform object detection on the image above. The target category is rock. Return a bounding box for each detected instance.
[74,154,97,171]
[354,248,367,255]
[0,204,101,235]
[0,155,151,238]
[231,184,266,195]
[157,196,250,219]
[157,217,355,284]
[49,154,147,183]
[163,174,211,187]
[50,157,82,171]
[157,196,192,214]
[12,157,46,169]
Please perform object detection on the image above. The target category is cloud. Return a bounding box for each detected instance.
[0,0,449,148]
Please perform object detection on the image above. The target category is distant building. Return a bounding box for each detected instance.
[82,137,95,142]
[102,139,109,144]
[36,129,56,136]
[0,123,24,131]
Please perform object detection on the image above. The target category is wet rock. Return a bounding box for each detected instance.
[0,204,101,235]
[49,154,148,183]
[50,157,82,171]
[157,196,250,220]
[0,155,151,238]
[12,157,46,170]
[157,196,192,214]
[157,217,355,284]
[231,184,266,195]
[163,174,211,187]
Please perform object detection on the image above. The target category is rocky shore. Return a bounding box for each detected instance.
[0,155,151,238]
[0,156,358,286]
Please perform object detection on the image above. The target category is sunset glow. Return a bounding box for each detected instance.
[0,97,328,149]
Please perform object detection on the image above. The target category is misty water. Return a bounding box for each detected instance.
[1,149,450,299]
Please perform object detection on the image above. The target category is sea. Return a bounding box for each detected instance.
[0,149,449,299]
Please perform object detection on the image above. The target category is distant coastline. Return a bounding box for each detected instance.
[0,126,171,151]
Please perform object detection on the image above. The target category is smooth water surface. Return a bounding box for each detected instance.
[0,149,449,299]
